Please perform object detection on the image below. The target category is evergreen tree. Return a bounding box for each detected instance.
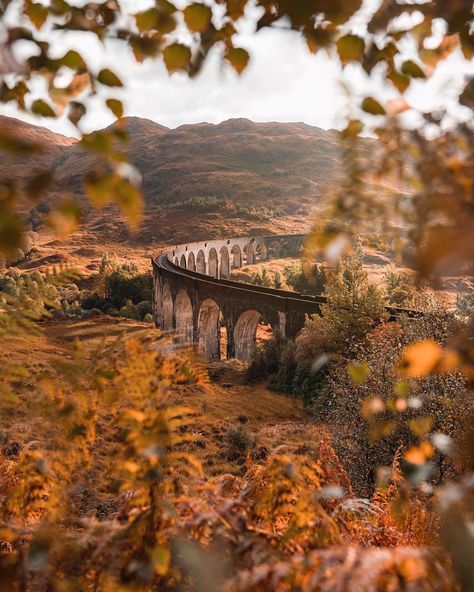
[297,251,386,357]
[273,272,282,290]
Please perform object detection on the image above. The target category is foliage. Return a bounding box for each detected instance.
[285,261,327,296]
[297,250,386,357]
[226,425,256,460]
[273,271,282,290]
[249,268,272,287]
[82,255,153,321]
[0,267,81,335]
[383,264,416,307]
[168,195,286,220]
[0,0,473,587]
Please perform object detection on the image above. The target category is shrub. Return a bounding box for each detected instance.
[226,426,256,459]
[104,270,152,308]
[119,299,140,320]
[136,300,152,319]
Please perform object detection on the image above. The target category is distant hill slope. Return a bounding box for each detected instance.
[0,115,373,250]
[0,114,76,183]
[54,116,357,213]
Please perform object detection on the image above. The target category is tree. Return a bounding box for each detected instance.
[273,271,282,290]
[285,262,326,296]
[297,251,386,359]
[383,264,415,307]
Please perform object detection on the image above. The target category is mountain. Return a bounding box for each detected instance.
[0,114,375,269]
[52,115,354,214]
[0,115,76,185]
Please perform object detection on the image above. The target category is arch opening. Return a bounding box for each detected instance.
[233,309,274,361]
[179,254,187,269]
[187,251,196,271]
[255,241,268,261]
[162,282,173,330]
[198,299,227,361]
[219,246,230,278]
[231,245,242,269]
[174,257,180,266]
[196,250,206,274]
[243,243,255,265]
[208,248,218,278]
[268,240,281,259]
[175,289,193,344]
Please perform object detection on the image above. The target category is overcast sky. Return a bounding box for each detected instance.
[1,1,472,137]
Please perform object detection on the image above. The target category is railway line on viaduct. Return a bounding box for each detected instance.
[152,234,417,361]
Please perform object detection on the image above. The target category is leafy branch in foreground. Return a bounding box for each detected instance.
[0,266,81,337]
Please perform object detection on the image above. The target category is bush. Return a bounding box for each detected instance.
[82,292,109,311]
[80,258,153,320]
[136,300,152,319]
[119,300,140,320]
[246,339,281,382]
[226,425,256,460]
[104,270,152,308]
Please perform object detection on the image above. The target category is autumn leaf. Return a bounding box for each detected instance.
[361,97,386,116]
[399,340,442,377]
[97,68,123,87]
[401,60,425,79]
[106,98,124,118]
[342,119,363,138]
[404,441,434,465]
[226,47,250,74]
[347,362,370,386]
[163,43,191,72]
[24,1,48,29]
[184,3,212,33]
[135,8,159,32]
[46,201,82,237]
[337,34,365,64]
[31,99,56,118]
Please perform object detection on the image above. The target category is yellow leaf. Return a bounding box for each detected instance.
[46,202,82,237]
[337,34,365,64]
[25,1,48,29]
[361,97,386,116]
[150,545,170,576]
[399,340,442,377]
[184,3,212,33]
[135,8,159,32]
[408,416,434,437]
[347,362,370,386]
[226,47,250,74]
[31,99,56,118]
[106,98,124,119]
[97,68,123,87]
[163,43,191,72]
[401,60,425,79]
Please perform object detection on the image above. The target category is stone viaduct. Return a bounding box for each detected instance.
[152,234,417,361]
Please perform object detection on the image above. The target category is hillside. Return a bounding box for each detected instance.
[0,115,372,259]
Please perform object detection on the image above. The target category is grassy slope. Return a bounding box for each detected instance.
[0,315,313,481]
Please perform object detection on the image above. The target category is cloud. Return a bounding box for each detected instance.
[1,17,472,137]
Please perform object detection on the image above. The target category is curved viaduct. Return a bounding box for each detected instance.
[152,234,416,361]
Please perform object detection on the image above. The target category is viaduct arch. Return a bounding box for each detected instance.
[152,233,418,362]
